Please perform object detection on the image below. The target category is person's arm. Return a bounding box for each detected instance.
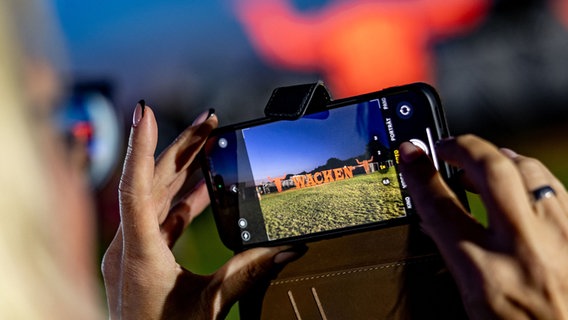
[399,135,568,319]
[101,102,303,319]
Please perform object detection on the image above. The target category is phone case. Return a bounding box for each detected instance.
[238,82,468,319]
[240,225,467,319]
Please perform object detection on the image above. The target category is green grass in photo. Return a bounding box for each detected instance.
[259,170,405,240]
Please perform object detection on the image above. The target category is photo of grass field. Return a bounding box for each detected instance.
[259,169,405,240]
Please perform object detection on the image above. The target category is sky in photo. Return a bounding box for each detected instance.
[243,100,388,183]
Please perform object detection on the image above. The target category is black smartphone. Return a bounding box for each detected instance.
[201,83,456,251]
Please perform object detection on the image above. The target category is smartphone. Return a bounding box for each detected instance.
[201,83,456,251]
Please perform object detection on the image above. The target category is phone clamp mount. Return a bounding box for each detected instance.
[263,80,333,120]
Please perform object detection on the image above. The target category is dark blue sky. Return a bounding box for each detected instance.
[243,100,388,183]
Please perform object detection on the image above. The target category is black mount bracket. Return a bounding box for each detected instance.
[263,80,333,120]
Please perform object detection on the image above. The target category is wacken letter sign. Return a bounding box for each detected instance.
[268,166,355,193]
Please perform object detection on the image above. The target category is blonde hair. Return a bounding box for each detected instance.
[0,1,101,318]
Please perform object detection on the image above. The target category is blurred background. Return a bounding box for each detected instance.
[50,0,567,316]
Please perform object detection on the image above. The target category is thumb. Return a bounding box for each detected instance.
[399,141,483,259]
[213,246,305,308]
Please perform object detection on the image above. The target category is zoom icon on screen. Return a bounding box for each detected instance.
[397,102,413,119]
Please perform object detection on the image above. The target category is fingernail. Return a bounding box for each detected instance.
[274,245,307,264]
[133,99,145,127]
[192,108,215,126]
[399,142,424,164]
[500,148,519,159]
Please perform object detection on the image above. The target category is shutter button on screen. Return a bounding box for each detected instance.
[410,138,429,155]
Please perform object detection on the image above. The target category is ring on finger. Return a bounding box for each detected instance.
[531,185,556,202]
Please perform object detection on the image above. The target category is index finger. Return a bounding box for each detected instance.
[153,110,218,195]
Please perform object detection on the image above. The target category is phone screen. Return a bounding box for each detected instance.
[203,86,444,249]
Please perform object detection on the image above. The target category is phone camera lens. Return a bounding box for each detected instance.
[218,138,228,148]
[397,102,413,119]
[238,218,248,229]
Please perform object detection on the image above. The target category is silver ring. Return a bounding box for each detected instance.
[531,185,556,201]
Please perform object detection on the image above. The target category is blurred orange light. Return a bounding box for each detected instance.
[234,0,491,97]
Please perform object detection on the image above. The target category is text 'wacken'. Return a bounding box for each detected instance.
[266,157,379,193]
[269,167,355,193]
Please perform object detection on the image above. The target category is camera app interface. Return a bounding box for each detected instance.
[243,100,406,242]
[204,91,438,246]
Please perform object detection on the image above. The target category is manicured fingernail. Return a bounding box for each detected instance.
[500,148,519,159]
[133,99,145,127]
[192,108,215,126]
[399,142,424,163]
[274,245,307,264]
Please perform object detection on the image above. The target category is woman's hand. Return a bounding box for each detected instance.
[399,135,568,319]
[102,102,301,319]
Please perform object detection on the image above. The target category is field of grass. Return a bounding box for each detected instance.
[259,170,406,240]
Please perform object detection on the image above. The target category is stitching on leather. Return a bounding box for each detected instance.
[270,255,441,286]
